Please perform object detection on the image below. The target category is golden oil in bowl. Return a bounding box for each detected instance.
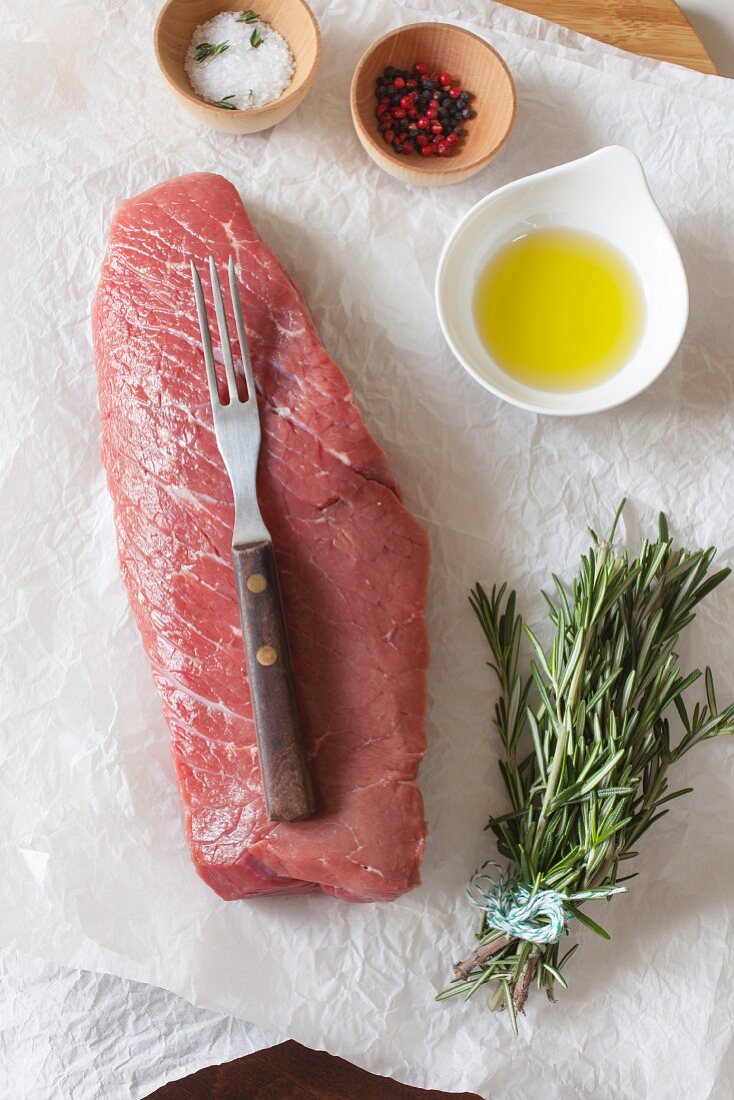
[473,228,645,393]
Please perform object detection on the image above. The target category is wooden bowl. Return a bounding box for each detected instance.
[154,0,321,134]
[350,23,516,187]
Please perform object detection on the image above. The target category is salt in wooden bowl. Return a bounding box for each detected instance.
[154,0,321,134]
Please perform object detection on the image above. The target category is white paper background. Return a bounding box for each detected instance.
[0,951,276,1100]
[2,1,734,1097]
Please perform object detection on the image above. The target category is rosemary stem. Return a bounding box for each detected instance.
[453,934,516,980]
[530,720,568,860]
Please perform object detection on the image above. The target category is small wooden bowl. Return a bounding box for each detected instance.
[350,23,516,187]
[154,0,321,134]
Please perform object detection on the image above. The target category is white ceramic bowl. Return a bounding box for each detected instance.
[435,146,689,416]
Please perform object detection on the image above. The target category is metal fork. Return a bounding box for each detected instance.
[191,257,315,823]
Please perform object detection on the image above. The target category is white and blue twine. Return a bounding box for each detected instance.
[468,862,626,945]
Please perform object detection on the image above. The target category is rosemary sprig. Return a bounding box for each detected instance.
[211,94,237,110]
[250,27,264,48]
[237,9,260,22]
[195,40,229,62]
[440,502,734,1025]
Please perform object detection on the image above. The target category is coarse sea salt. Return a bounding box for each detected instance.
[185,12,295,111]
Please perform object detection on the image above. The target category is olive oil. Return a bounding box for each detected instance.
[473,228,645,392]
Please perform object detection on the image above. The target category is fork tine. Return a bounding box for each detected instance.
[228,256,257,404]
[191,260,221,408]
[209,255,240,402]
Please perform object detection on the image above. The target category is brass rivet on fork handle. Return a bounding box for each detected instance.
[257,646,278,666]
[191,256,316,824]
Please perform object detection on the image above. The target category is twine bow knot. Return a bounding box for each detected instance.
[468,862,627,945]
[468,863,567,944]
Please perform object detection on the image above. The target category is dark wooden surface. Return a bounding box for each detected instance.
[232,540,315,822]
[148,1041,482,1099]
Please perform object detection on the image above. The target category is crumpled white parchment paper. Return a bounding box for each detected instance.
[0,950,277,1100]
[2,1,734,1097]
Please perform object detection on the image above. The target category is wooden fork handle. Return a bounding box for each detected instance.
[232,541,316,823]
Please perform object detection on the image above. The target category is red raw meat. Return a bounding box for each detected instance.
[92,173,430,902]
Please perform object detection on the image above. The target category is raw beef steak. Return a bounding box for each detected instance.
[93,173,430,902]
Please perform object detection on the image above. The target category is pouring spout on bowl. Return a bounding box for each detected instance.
[435,146,689,416]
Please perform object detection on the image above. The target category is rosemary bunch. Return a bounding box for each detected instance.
[439,502,734,1030]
